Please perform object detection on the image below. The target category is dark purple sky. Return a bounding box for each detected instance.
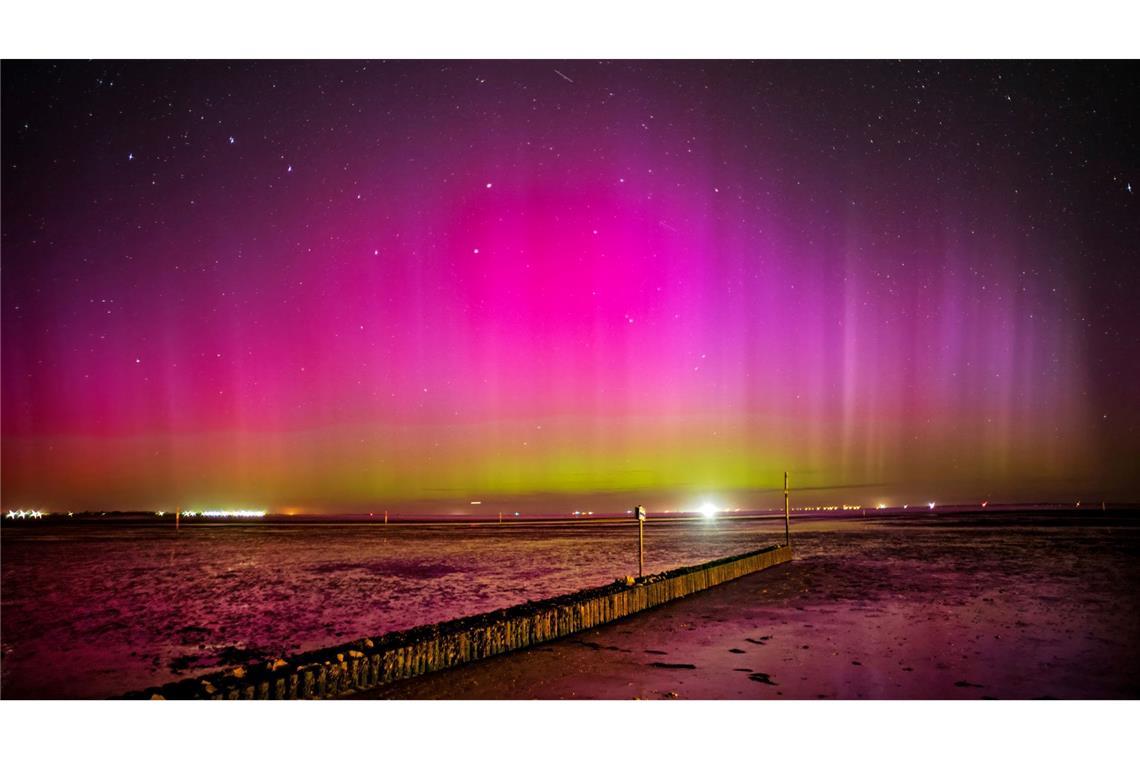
[2,61,1138,511]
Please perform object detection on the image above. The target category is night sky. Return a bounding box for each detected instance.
[2,60,1138,512]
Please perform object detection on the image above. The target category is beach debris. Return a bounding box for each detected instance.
[748,672,777,685]
[649,662,696,669]
[664,691,680,699]
[150,694,165,700]
[269,659,288,671]
[954,680,985,688]
[230,666,245,678]
[729,648,746,654]
[363,639,374,648]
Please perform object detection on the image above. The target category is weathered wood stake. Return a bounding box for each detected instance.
[636,504,646,578]
[784,471,790,547]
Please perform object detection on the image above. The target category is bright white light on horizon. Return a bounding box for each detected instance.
[929,502,936,510]
[700,501,718,519]
[5,509,45,519]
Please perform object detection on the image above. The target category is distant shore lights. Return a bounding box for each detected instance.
[180,509,267,518]
[5,510,46,519]
[699,501,718,519]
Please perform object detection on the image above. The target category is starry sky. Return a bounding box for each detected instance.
[2,61,1137,512]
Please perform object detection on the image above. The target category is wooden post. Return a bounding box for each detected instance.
[784,472,790,547]
[384,511,388,525]
[636,505,646,578]
[638,519,644,578]
[175,509,180,531]
[499,511,502,525]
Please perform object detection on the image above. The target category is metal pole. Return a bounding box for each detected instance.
[784,471,790,547]
[638,518,644,578]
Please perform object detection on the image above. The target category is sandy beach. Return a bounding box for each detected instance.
[355,512,1140,699]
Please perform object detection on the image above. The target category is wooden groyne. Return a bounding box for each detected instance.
[125,543,792,700]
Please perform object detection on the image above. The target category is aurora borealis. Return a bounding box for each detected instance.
[2,61,1138,512]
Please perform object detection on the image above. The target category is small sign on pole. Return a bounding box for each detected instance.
[635,505,646,578]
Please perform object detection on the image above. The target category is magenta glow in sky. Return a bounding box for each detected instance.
[2,61,1138,510]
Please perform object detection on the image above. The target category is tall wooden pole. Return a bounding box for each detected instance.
[636,504,646,579]
[638,518,645,578]
[175,509,180,531]
[784,471,790,547]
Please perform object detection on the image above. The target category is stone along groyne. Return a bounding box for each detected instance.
[125,543,793,699]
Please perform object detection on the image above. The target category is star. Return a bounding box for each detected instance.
[228,136,235,144]
[128,152,134,161]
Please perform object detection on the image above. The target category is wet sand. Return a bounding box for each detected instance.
[356,512,1140,699]
[0,516,783,698]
